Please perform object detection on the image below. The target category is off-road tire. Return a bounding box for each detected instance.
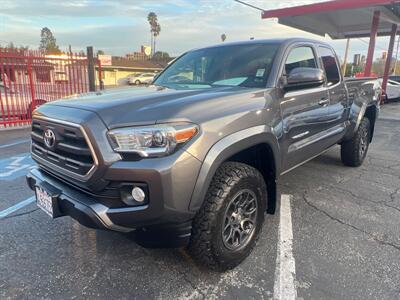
[341,117,370,167]
[188,162,267,271]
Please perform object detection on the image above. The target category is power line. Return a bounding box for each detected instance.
[356,38,388,52]
[233,0,265,12]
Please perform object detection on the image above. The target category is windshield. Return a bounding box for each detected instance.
[154,43,280,89]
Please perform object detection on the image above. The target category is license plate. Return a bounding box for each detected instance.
[36,186,54,217]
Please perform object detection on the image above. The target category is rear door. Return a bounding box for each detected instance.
[279,44,332,172]
[317,46,348,133]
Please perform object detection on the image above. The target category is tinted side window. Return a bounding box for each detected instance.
[285,47,317,74]
[319,47,340,85]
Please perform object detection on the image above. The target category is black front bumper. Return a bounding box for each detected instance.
[26,167,194,246]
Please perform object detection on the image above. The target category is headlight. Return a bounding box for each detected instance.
[107,123,198,157]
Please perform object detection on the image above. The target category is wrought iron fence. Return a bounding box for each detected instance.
[0,49,101,128]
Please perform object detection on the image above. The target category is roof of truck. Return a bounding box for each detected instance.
[190,38,333,52]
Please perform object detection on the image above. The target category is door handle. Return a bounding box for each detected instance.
[318,98,329,106]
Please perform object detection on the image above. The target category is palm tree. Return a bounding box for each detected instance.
[153,24,161,56]
[221,33,227,42]
[147,12,161,56]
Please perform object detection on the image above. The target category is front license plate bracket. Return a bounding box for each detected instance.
[35,181,63,218]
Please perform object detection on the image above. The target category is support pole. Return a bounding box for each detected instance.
[382,24,398,103]
[393,34,400,75]
[364,10,380,77]
[87,46,96,92]
[342,38,350,76]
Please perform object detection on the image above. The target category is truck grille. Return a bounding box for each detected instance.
[31,119,95,178]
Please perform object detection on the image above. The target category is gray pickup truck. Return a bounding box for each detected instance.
[27,38,381,271]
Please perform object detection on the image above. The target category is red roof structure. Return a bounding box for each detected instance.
[261,0,400,99]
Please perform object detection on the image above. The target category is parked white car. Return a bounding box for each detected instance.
[128,73,155,85]
[379,79,400,101]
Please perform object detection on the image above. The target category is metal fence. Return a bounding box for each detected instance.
[0,49,101,128]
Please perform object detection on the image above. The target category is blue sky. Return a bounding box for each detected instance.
[0,0,393,59]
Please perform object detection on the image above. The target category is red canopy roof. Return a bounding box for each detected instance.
[262,0,400,39]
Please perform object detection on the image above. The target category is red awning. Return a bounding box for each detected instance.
[262,0,400,39]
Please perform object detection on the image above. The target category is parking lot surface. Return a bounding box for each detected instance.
[1,104,399,299]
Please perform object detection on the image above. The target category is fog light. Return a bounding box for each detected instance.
[131,187,146,202]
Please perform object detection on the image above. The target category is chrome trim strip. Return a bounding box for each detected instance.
[31,116,99,182]
[292,131,309,140]
[288,124,345,153]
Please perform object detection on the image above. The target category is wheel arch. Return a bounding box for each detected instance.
[364,105,378,142]
[189,126,280,214]
[345,102,379,142]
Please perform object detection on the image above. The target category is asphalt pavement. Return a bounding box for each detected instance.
[0,104,399,299]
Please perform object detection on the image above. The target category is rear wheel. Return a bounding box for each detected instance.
[188,162,267,271]
[135,80,141,85]
[341,117,370,167]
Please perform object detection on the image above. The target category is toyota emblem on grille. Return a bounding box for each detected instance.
[43,128,56,149]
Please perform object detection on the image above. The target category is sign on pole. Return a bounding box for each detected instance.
[98,54,112,66]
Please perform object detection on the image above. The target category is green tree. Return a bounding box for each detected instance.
[4,42,29,53]
[147,12,161,56]
[39,27,61,54]
[97,50,105,56]
[151,51,170,61]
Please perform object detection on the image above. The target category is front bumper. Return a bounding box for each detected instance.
[27,160,198,234]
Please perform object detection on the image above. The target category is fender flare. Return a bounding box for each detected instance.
[346,102,379,141]
[188,125,281,212]
[354,102,368,133]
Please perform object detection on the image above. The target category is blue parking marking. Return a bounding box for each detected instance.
[0,196,35,219]
[0,139,30,149]
[0,153,35,181]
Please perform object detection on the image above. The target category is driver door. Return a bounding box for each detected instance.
[279,45,331,172]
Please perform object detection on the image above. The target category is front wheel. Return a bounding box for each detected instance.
[341,117,370,167]
[188,162,267,271]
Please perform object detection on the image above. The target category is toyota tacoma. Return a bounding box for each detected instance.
[27,38,381,271]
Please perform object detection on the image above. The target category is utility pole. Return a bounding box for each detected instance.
[342,38,350,76]
[393,34,400,75]
[87,46,96,92]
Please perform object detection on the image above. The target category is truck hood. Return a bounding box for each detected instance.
[48,85,262,128]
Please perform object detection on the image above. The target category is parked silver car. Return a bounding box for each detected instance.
[128,73,155,85]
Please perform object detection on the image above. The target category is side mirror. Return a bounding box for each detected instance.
[283,67,325,90]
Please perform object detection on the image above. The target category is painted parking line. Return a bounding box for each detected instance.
[0,139,30,149]
[273,194,297,300]
[0,153,35,181]
[0,196,35,219]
